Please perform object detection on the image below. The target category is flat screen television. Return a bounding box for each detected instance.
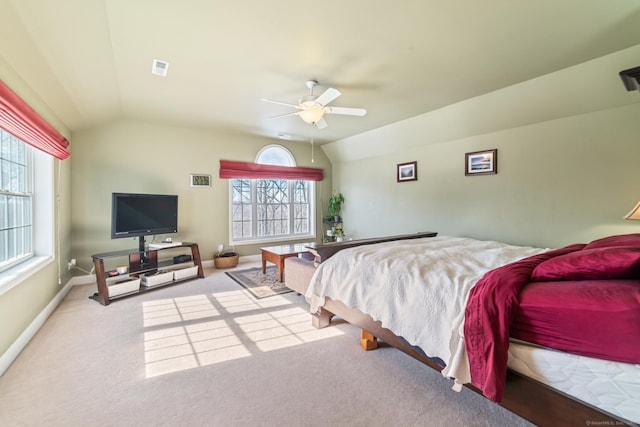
[111,192,178,252]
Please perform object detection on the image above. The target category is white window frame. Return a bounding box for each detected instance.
[0,132,54,295]
[229,145,316,245]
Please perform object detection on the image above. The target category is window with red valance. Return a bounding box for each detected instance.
[0,79,70,160]
[219,160,323,181]
[222,147,320,244]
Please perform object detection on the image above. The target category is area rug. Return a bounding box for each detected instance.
[225,266,294,299]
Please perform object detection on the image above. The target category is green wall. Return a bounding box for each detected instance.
[330,104,640,248]
[70,118,333,271]
[324,45,640,248]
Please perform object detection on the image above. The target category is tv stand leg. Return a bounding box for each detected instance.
[92,258,110,305]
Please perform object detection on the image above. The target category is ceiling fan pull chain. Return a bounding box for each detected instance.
[311,126,315,163]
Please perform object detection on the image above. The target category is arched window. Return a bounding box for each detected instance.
[256,145,295,166]
[230,145,315,244]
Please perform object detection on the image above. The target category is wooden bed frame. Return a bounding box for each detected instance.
[312,298,626,427]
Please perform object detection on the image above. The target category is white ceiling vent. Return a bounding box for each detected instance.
[151,59,169,77]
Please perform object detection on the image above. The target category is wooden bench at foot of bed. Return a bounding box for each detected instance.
[313,297,624,427]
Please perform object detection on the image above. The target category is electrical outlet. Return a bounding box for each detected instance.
[218,244,224,253]
[67,258,76,270]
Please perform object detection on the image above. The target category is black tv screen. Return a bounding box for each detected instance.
[111,193,178,239]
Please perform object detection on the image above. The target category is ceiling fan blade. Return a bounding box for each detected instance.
[315,88,341,106]
[325,106,367,116]
[315,117,328,129]
[269,111,300,120]
[261,98,301,109]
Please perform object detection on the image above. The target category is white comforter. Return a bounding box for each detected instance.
[305,235,545,383]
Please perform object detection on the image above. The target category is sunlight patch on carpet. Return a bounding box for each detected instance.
[141,289,344,378]
[235,306,344,352]
[215,288,293,313]
[142,294,221,327]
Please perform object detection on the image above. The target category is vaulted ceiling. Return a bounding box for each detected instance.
[2,0,640,144]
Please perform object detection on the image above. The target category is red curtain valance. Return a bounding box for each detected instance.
[219,160,324,181]
[0,80,71,160]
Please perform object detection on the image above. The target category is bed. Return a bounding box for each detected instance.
[302,234,640,426]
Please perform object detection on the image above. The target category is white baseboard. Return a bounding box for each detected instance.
[68,274,96,286]
[238,254,261,264]
[0,279,74,376]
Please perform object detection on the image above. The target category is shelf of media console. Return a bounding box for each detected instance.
[90,242,204,306]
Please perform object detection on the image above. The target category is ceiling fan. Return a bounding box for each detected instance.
[262,80,367,129]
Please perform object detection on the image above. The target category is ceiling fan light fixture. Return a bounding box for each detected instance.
[298,106,326,124]
[262,80,365,128]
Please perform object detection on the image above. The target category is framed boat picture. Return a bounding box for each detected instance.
[465,149,497,176]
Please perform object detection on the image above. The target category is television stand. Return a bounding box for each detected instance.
[90,242,204,306]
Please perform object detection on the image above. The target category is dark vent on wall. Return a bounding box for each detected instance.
[619,66,640,92]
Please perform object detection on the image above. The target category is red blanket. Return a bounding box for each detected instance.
[463,243,585,402]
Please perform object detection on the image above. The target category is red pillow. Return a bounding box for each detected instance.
[531,246,640,281]
[584,233,640,250]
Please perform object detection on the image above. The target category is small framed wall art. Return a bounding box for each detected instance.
[190,174,211,187]
[465,149,497,176]
[397,161,417,182]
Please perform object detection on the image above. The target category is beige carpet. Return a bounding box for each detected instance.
[0,263,533,427]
